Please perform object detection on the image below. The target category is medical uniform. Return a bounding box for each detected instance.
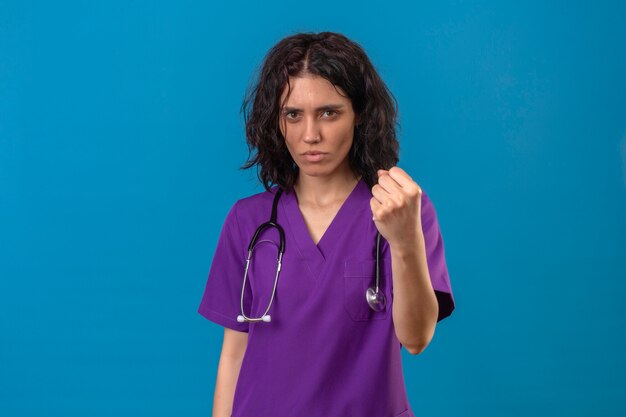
[198,177,455,417]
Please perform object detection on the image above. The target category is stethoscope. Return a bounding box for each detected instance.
[236,186,386,323]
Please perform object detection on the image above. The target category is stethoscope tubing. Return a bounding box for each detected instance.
[237,186,384,323]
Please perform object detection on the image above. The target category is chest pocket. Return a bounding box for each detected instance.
[343,259,391,321]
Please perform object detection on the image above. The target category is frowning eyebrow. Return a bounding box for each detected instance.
[281,104,345,113]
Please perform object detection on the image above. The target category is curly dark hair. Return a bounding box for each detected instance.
[240,31,400,192]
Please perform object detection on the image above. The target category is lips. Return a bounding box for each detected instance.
[302,152,326,162]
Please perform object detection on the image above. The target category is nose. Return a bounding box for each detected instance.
[303,116,321,143]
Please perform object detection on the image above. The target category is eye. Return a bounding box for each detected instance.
[284,111,299,119]
[322,110,337,118]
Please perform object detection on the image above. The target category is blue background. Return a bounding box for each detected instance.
[1,1,625,416]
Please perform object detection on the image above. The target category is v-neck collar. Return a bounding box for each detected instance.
[281,177,370,280]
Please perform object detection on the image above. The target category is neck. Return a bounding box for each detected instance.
[293,170,362,207]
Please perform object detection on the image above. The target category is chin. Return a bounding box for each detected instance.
[298,165,328,176]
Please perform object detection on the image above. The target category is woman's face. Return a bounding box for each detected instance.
[278,74,357,179]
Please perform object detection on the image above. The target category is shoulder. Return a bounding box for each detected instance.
[223,185,283,232]
[234,185,281,214]
[420,187,431,205]
[419,187,433,212]
[419,187,439,228]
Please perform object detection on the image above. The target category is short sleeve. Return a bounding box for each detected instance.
[421,190,456,323]
[197,201,252,333]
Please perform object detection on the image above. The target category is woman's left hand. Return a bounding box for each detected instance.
[370,166,424,249]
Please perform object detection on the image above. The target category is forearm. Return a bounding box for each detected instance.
[390,234,439,354]
[212,355,244,417]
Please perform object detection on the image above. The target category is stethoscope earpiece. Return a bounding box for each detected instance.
[238,313,271,322]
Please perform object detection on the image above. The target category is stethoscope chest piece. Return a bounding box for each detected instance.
[366,287,386,311]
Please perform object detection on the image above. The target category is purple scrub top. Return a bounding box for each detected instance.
[198,178,455,417]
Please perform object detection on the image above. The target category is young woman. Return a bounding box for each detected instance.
[198,31,455,417]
